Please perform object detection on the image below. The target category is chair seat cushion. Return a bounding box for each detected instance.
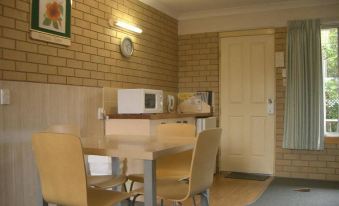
[87,175,127,189]
[87,188,131,206]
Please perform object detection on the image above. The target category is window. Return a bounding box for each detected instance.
[322,27,338,136]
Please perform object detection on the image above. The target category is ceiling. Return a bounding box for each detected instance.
[139,0,339,20]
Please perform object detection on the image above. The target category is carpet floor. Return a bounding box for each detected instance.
[249,177,339,206]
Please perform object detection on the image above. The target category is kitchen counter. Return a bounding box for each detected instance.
[107,113,212,119]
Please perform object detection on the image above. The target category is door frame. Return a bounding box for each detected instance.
[218,28,276,174]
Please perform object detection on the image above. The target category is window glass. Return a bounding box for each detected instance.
[322,28,338,135]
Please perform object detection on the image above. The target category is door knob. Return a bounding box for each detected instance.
[267,98,274,115]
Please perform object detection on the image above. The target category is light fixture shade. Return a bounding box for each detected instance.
[112,20,142,34]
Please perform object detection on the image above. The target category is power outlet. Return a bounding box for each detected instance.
[97,107,105,120]
[0,89,10,105]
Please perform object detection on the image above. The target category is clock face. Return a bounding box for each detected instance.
[120,37,134,57]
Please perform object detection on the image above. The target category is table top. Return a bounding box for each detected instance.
[107,113,212,119]
[81,135,195,160]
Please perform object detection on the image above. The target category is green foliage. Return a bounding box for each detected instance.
[323,28,338,132]
[53,20,59,29]
[322,28,338,77]
[43,18,51,26]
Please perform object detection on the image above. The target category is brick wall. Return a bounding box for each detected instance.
[177,32,219,116]
[0,0,178,91]
[178,28,339,181]
[275,28,339,181]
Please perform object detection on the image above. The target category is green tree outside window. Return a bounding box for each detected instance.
[322,28,339,133]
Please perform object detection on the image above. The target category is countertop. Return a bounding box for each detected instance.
[107,113,212,120]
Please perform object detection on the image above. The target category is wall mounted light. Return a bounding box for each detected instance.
[109,19,143,34]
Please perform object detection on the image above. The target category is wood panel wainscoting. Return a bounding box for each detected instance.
[0,80,104,206]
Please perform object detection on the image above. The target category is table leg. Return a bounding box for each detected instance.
[111,157,120,176]
[200,189,209,206]
[111,157,128,206]
[42,199,48,206]
[144,160,157,206]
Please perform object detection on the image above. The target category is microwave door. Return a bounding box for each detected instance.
[145,93,156,109]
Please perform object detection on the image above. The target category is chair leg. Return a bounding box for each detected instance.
[192,195,197,206]
[131,194,141,206]
[172,201,183,206]
[129,181,135,192]
[42,199,48,206]
[119,182,133,205]
[122,183,128,192]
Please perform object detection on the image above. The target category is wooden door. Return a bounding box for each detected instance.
[220,31,275,174]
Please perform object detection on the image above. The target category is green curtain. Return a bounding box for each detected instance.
[283,19,324,150]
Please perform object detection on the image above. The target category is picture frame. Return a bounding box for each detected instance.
[30,0,71,46]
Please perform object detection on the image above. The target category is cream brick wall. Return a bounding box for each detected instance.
[275,28,339,181]
[178,28,339,181]
[0,0,178,91]
[178,32,219,117]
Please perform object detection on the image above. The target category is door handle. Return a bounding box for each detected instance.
[267,98,274,115]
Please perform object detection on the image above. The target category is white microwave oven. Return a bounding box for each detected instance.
[117,89,163,114]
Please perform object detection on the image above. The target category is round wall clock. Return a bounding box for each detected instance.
[120,37,134,58]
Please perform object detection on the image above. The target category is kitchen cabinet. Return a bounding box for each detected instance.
[105,117,195,136]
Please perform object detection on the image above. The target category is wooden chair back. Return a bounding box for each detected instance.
[156,123,196,138]
[32,132,88,206]
[46,124,92,173]
[156,123,196,178]
[188,128,222,195]
[46,124,81,137]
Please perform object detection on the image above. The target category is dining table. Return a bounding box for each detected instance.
[81,134,196,206]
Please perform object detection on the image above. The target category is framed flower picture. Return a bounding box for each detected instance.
[30,0,71,46]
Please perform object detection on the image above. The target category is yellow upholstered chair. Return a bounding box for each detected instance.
[127,123,196,190]
[132,128,222,206]
[46,124,127,190]
[32,132,132,206]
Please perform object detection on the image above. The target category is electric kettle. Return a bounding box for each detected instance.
[167,95,175,112]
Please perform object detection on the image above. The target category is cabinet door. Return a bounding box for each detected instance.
[149,118,196,135]
[105,119,151,135]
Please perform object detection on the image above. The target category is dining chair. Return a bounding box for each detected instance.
[32,132,132,206]
[46,124,127,190]
[132,128,222,206]
[127,123,196,191]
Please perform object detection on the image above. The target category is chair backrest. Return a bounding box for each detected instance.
[188,128,222,195]
[32,132,88,206]
[46,124,81,137]
[156,123,196,177]
[156,123,196,138]
[46,124,93,175]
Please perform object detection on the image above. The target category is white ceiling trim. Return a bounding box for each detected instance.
[138,0,339,20]
[178,4,339,34]
[178,0,339,20]
[138,0,179,18]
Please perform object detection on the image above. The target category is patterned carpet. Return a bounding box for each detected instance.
[249,177,339,206]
